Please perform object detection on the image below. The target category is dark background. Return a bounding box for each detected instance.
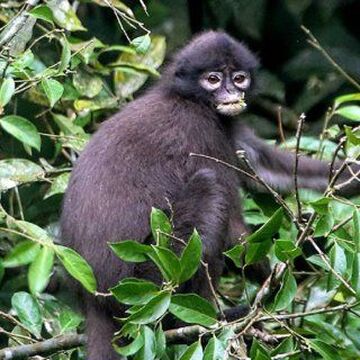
[83,0,360,138]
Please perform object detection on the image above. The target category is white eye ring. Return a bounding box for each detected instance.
[233,72,250,88]
[199,72,223,91]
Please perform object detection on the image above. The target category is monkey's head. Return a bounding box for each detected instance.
[167,31,259,117]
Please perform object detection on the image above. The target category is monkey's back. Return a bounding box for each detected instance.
[60,90,240,291]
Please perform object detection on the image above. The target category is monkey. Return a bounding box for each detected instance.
[60,31,359,359]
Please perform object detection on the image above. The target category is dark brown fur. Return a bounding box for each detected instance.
[61,31,359,359]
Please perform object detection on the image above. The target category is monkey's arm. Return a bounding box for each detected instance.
[232,124,360,197]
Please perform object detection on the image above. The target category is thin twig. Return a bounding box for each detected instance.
[307,236,356,295]
[276,106,286,146]
[301,26,360,91]
[201,260,225,319]
[294,113,305,221]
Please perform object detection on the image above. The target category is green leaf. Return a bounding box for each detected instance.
[150,246,181,283]
[310,197,331,215]
[250,339,271,360]
[273,269,297,311]
[134,326,156,360]
[14,220,53,245]
[114,330,144,356]
[28,246,54,295]
[353,210,360,253]
[150,207,172,247]
[179,341,203,360]
[245,240,272,265]
[309,339,341,360]
[351,253,360,295]
[59,309,83,333]
[328,243,347,289]
[0,260,4,284]
[179,229,202,283]
[131,34,151,54]
[29,5,54,24]
[3,241,41,268]
[110,278,159,305]
[109,240,152,263]
[11,292,42,338]
[169,294,217,327]
[307,254,328,270]
[0,115,41,151]
[0,159,45,191]
[73,71,103,98]
[155,325,166,358]
[0,78,15,107]
[224,244,244,268]
[44,172,70,198]
[335,105,360,121]
[203,336,226,360]
[314,213,334,237]
[274,240,302,262]
[114,35,166,98]
[334,93,360,109]
[246,208,283,243]
[52,113,85,135]
[48,0,86,31]
[56,245,97,293]
[59,37,71,73]
[127,291,171,324]
[41,78,64,107]
[271,337,294,356]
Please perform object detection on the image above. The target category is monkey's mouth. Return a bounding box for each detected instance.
[215,99,247,116]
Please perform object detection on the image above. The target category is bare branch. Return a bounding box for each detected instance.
[301,26,360,91]
[0,334,86,359]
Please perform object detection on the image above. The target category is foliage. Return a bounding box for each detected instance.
[0,1,360,360]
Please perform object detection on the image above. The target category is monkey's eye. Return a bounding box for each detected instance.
[233,72,249,87]
[208,74,221,84]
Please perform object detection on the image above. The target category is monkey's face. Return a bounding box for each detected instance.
[170,31,258,116]
[199,69,251,116]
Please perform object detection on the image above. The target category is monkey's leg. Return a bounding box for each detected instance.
[85,297,124,360]
[172,168,230,298]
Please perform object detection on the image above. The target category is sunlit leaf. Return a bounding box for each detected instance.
[28,246,54,295]
[110,278,159,305]
[29,5,54,24]
[169,294,217,327]
[114,35,166,98]
[44,172,70,199]
[335,105,360,121]
[48,0,86,31]
[110,240,152,263]
[179,229,202,283]
[127,292,171,324]
[11,292,42,338]
[179,341,203,360]
[149,245,181,283]
[0,77,15,108]
[56,245,97,293]
[203,336,226,360]
[41,78,64,107]
[334,93,360,109]
[150,207,172,247]
[3,241,41,268]
[132,34,151,54]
